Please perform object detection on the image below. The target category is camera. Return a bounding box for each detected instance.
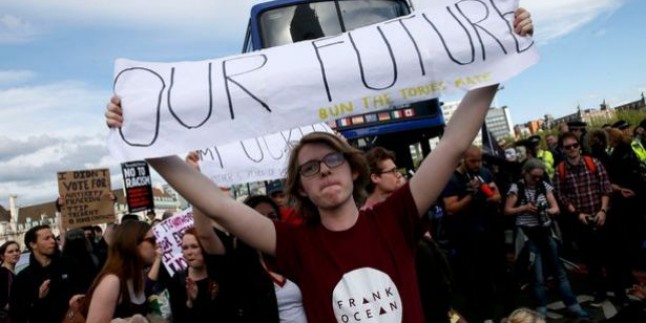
[585,215,596,226]
[536,201,548,212]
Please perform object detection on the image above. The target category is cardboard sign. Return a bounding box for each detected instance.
[199,123,334,186]
[107,0,538,161]
[121,160,155,213]
[57,168,114,229]
[151,208,193,276]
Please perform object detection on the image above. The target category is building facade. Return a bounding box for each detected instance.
[485,106,514,140]
[2,185,182,246]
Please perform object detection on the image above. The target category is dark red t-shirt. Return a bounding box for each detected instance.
[275,183,424,323]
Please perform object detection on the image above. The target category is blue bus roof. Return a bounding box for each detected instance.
[250,0,408,16]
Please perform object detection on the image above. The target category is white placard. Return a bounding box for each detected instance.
[199,123,334,186]
[151,208,194,276]
[108,0,538,161]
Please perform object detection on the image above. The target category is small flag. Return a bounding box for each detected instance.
[337,118,350,127]
[378,112,391,121]
[365,114,378,123]
[392,110,403,119]
[404,109,415,117]
[352,116,364,124]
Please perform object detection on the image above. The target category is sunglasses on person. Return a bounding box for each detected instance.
[298,152,346,177]
[562,143,580,150]
[563,143,579,150]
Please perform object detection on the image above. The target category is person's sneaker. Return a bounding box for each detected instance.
[589,295,606,307]
[536,306,547,319]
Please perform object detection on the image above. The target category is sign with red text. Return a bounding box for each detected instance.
[107,0,538,161]
[57,168,114,229]
[121,160,155,213]
[151,208,193,276]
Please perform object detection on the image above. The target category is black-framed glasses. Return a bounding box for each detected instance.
[562,143,580,150]
[298,152,346,177]
[376,167,401,177]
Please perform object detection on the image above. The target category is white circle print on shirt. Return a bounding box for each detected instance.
[332,268,402,323]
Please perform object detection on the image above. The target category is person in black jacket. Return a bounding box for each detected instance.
[9,225,88,323]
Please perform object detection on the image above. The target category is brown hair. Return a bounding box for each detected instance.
[84,220,151,312]
[284,132,369,223]
[557,132,579,148]
[586,129,608,149]
[182,227,207,260]
[364,146,397,193]
[605,127,630,147]
[0,241,19,263]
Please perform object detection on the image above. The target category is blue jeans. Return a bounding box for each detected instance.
[522,226,578,307]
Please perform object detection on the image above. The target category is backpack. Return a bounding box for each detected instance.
[556,156,596,182]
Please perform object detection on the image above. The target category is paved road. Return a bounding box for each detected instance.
[518,268,642,322]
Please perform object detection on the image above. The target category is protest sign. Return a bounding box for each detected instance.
[57,168,114,229]
[199,123,334,186]
[151,208,193,276]
[121,160,155,212]
[108,0,538,161]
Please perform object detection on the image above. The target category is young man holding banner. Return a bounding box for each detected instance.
[106,9,533,323]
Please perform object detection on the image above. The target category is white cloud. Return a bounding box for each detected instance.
[524,0,623,43]
[0,14,38,43]
[0,70,36,87]
[0,80,113,206]
[0,81,110,138]
[413,0,626,44]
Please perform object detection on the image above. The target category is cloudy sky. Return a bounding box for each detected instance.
[1,0,643,208]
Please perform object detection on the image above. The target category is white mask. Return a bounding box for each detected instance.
[504,148,517,162]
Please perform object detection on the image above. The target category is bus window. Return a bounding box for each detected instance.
[259,2,341,48]
[338,0,409,30]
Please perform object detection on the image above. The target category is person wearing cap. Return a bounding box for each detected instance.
[523,135,554,180]
[612,119,631,138]
[266,180,303,226]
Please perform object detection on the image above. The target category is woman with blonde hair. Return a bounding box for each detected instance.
[502,307,545,323]
[85,220,157,322]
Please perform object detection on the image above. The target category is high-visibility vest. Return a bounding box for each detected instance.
[537,149,555,179]
[632,139,646,162]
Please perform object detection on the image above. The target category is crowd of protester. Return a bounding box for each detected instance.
[3,115,646,323]
[4,118,644,323]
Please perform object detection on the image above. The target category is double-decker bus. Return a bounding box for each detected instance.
[242,0,445,171]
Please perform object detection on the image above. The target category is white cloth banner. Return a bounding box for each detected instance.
[108,0,538,161]
[199,123,334,186]
[151,208,194,276]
